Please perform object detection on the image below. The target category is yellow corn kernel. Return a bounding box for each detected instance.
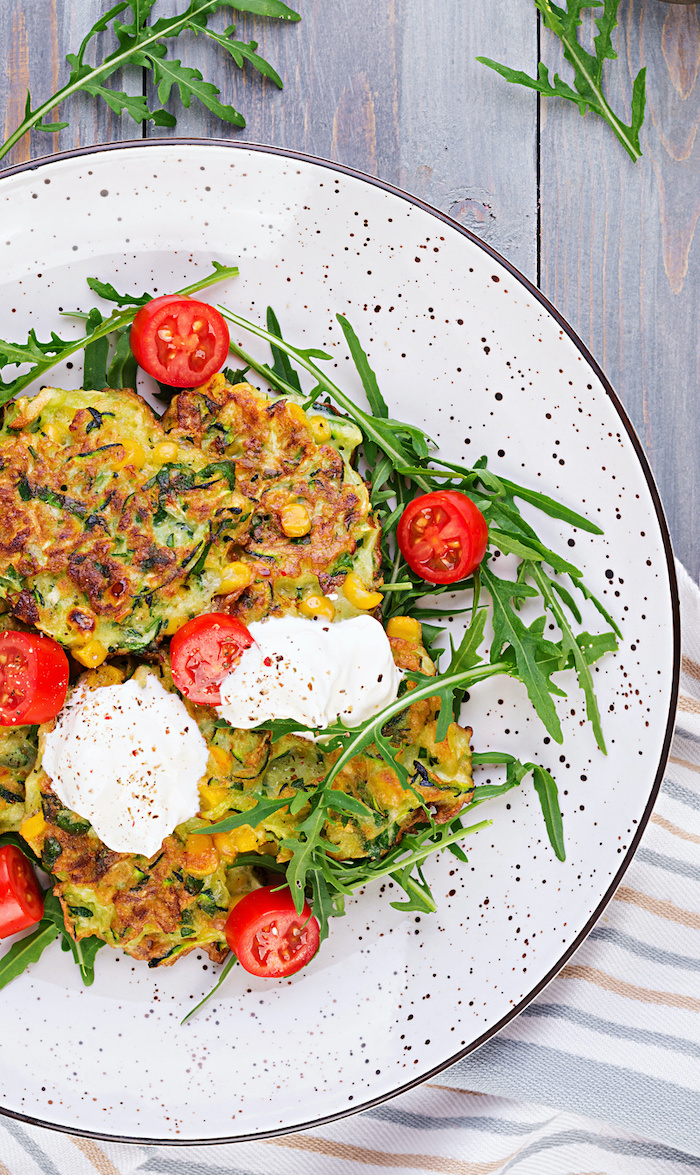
[307,414,332,444]
[20,813,46,843]
[184,833,220,877]
[214,825,258,860]
[286,401,308,426]
[44,422,63,444]
[115,441,146,471]
[280,503,311,538]
[217,561,253,596]
[343,571,383,611]
[73,638,108,668]
[199,784,229,812]
[209,745,233,775]
[386,616,422,643]
[152,440,179,465]
[82,663,124,690]
[299,593,335,621]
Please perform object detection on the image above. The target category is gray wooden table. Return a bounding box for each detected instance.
[2,0,699,576]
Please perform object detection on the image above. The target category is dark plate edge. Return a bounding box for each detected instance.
[0,137,682,1148]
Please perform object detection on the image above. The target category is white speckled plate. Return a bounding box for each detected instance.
[0,142,679,1145]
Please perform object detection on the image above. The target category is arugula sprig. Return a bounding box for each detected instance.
[0,0,300,166]
[477,0,646,163]
[0,262,238,404]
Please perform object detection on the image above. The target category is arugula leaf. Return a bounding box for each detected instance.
[200,794,292,835]
[106,327,138,390]
[477,0,646,163]
[86,278,151,308]
[0,923,60,992]
[0,0,300,166]
[82,309,110,390]
[266,307,302,392]
[532,765,566,860]
[41,892,105,985]
[481,566,564,743]
[197,27,284,88]
[336,315,389,420]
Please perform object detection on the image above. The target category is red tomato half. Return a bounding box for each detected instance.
[129,295,230,387]
[0,631,69,727]
[0,845,44,938]
[397,490,488,584]
[170,613,253,705]
[225,886,320,978]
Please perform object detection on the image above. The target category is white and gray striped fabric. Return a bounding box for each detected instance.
[1,558,698,1175]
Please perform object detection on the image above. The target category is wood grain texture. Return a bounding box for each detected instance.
[143,0,539,280]
[2,0,696,576]
[537,0,700,577]
[0,0,142,170]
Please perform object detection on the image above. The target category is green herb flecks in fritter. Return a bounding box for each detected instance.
[162,374,382,622]
[0,387,252,658]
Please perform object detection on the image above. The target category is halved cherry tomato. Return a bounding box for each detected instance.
[0,845,44,938]
[397,490,488,584]
[129,295,230,387]
[225,886,320,978]
[0,631,69,727]
[170,613,253,705]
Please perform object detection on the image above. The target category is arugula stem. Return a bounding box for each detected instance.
[332,819,492,888]
[181,952,238,1025]
[322,660,513,789]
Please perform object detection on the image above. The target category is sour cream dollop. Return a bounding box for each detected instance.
[42,673,208,858]
[218,615,401,732]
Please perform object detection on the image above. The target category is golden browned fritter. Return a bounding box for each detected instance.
[0,388,251,659]
[162,375,382,622]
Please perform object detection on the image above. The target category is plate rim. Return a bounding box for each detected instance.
[0,137,681,1147]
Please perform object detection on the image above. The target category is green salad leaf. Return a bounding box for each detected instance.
[477,0,646,163]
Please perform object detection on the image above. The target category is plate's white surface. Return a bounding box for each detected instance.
[0,142,677,1143]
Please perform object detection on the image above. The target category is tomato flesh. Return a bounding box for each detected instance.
[225,886,320,978]
[0,845,44,938]
[170,613,253,705]
[0,631,69,727]
[129,295,230,387]
[397,490,488,584]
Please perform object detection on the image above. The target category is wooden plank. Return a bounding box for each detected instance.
[538,0,700,578]
[0,0,143,172]
[143,0,539,281]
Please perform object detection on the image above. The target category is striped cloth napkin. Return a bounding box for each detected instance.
[1,559,698,1175]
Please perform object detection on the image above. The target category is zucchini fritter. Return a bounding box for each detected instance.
[0,376,381,660]
[162,374,382,621]
[0,388,252,656]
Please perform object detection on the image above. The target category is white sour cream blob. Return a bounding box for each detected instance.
[218,615,401,732]
[42,673,208,858]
